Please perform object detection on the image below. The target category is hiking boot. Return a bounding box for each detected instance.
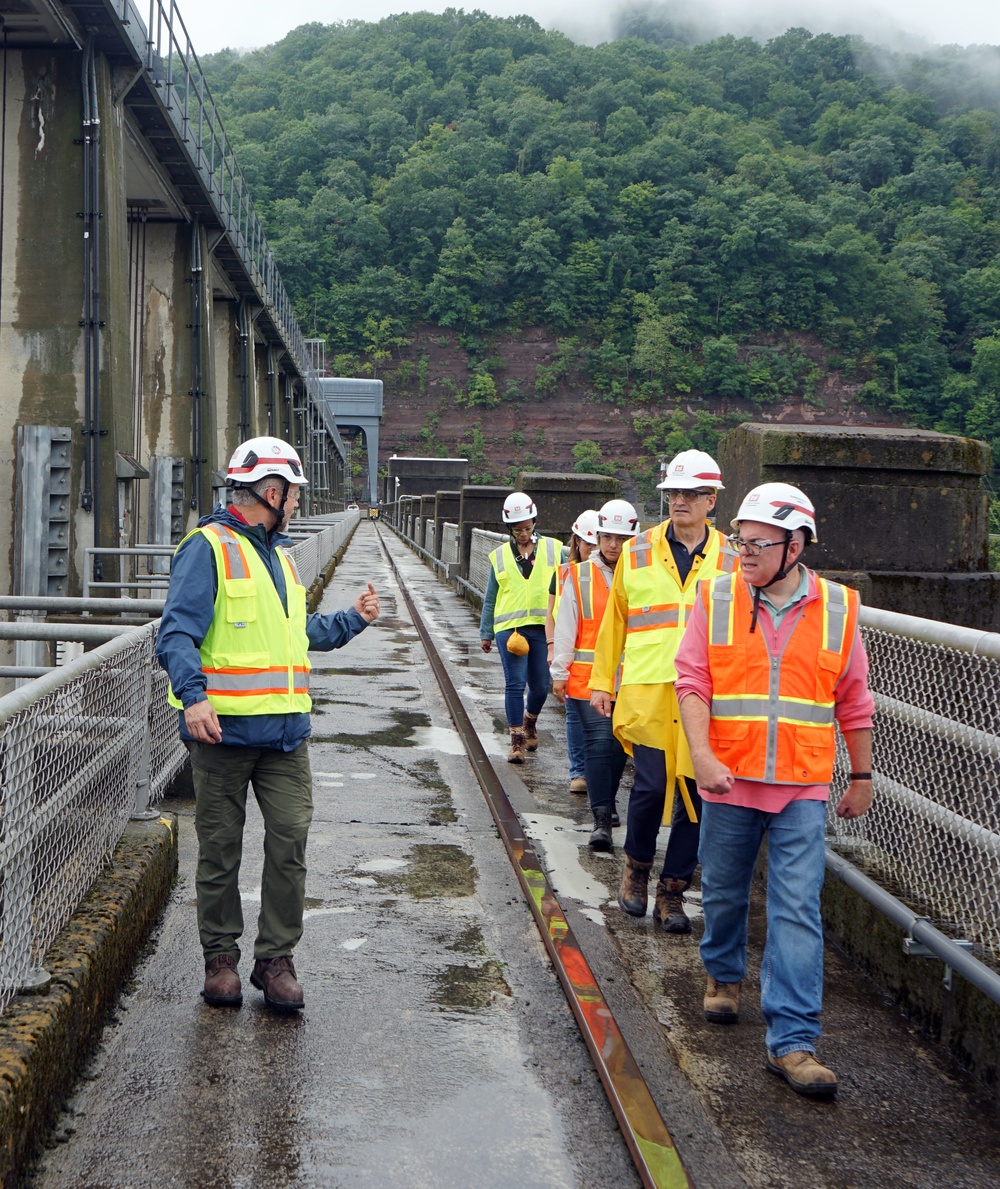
[704,976,741,1024]
[251,956,305,1011]
[523,711,540,751]
[766,1051,838,1099]
[617,855,653,916]
[569,775,588,794]
[507,727,526,764]
[611,805,620,827]
[653,877,692,934]
[202,954,242,1007]
[589,806,614,852]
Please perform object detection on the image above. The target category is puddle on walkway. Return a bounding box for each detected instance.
[432,960,511,1010]
[521,813,615,915]
[312,708,431,748]
[395,843,476,899]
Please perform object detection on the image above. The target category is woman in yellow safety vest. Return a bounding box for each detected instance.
[546,509,600,794]
[479,492,562,763]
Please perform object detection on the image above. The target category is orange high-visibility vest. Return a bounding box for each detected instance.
[701,571,859,785]
[566,558,613,699]
[553,560,572,620]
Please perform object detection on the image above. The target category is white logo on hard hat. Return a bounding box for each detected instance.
[675,464,684,472]
[613,514,623,524]
[271,445,281,454]
[748,493,760,504]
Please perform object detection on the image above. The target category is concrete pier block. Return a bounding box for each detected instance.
[517,472,622,538]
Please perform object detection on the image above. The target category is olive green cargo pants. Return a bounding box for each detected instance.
[187,741,313,962]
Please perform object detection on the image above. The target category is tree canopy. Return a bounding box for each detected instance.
[202,14,1000,461]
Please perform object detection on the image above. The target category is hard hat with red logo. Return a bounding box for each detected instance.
[226,436,308,487]
[502,491,537,524]
[597,499,640,537]
[656,449,724,491]
[571,509,600,545]
[732,482,818,544]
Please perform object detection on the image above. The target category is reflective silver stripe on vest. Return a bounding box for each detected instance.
[630,531,653,568]
[823,580,849,653]
[283,551,301,585]
[209,524,251,580]
[708,573,735,646]
[626,608,680,630]
[577,564,593,619]
[543,537,557,566]
[573,648,595,663]
[710,696,835,725]
[719,547,740,574]
[493,546,506,574]
[205,670,310,693]
[494,608,548,624]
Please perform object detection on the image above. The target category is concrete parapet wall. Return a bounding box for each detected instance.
[518,472,622,538]
[458,484,510,575]
[387,457,470,501]
[0,816,178,1181]
[432,491,462,559]
[822,875,1000,1100]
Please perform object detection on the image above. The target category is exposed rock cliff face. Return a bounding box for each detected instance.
[369,326,901,504]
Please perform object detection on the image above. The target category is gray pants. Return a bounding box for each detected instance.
[187,740,313,962]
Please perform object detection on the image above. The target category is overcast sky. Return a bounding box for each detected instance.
[178,0,1000,58]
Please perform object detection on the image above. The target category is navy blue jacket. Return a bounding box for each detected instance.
[156,506,368,751]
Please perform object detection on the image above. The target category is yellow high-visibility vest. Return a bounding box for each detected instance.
[490,536,560,633]
[167,523,311,715]
[620,524,738,686]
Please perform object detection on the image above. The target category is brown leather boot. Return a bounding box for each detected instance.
[766,1051,838,1098]
[617,855,654,916]
[523,711,540,751]
[251,956,305,1011]
[507,727,526,764]
[202,954,242,1007]
[653,878,692,934]
[704,976,741,1024]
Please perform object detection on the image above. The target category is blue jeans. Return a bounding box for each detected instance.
[564,695,586,779]
[495,626,549,727]
[572,697,627,811]
[626,744,701,887]
[699,798,827,1057]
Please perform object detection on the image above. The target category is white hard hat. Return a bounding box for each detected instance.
[732,482,817,544]
[656,449,724,491]
[597,499,640,537]
[502,491,537,524]
[571,509,600,545]
[227,436,308,487]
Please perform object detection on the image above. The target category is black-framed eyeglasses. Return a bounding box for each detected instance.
[666,489,715,500]
[727,534,783,556]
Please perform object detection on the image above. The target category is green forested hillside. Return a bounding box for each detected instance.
[202,14,1000,462]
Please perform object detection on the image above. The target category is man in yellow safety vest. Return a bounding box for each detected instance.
[157,437,380,1013]
[590,449,738,930]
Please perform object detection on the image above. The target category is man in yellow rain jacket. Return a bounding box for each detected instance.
[590,450,738,929]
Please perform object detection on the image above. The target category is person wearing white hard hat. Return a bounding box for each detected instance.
[546,509,601,794]
[675,481,874,1099]
[479,492,561,763]
[157,436,381,1014]
[591,450,738,930]
[552,499,641,849]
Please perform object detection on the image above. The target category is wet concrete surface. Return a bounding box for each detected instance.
[29,525,638,1189]
[30,523,1000,1188]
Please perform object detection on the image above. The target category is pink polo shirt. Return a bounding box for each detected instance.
[673,570,875,813]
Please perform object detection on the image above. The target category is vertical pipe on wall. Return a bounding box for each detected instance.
[190,219,204,510]
[237,298,249,441]
[80,37,94,517]
[266,346,276,436]
[89,40,103,572]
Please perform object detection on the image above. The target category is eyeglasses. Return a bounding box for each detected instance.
[727,534,784,556]
[666,489,715,501]
[598,533,629,544]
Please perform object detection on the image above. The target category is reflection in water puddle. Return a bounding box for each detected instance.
[341,937,368,950]
[521,813,614,915]
[358,858,408,873]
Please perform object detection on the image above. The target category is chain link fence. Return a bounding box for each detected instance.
[441,524,460,568]
[468,528,505,596]
[829,608,1000,968]
[425,520,436,557]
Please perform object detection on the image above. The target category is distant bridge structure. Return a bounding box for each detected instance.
[318,378,384,505]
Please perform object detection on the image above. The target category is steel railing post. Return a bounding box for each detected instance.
[132,643,158,820]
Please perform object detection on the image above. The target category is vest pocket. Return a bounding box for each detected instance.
[792,724,835,782]
[708,720,750,755]
[815,649,843,698]
[223,577,257,624]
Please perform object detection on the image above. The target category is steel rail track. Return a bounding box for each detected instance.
[375,524,693,1189]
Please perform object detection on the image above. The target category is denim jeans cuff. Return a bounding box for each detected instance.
[770,1044,817,1059]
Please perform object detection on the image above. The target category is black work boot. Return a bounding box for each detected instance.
[617,856,653,916]
[653,877,692,934]
[589,805,614,852]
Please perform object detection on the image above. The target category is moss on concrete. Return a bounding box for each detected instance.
[0,815,178,1184]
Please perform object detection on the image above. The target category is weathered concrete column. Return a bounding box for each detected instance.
[387,457,470,499]
[458,485,509,577]
[717,423,999,629]
[517,472,622,538]
[418,495,435,550]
